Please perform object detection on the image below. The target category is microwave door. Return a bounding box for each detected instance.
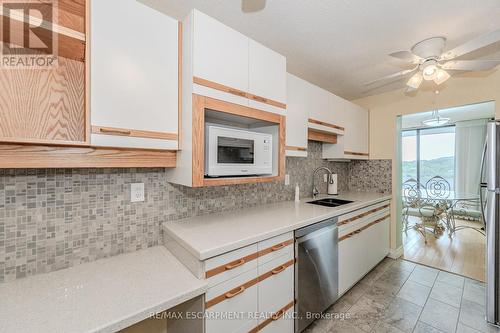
[217,136,255,165]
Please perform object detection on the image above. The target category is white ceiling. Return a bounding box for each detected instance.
[142,0,500,100]
[401,101,495,129]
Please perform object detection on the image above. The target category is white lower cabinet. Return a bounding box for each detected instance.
[203,232,295,333]
[338,202,391,295]
[205,268,259,333]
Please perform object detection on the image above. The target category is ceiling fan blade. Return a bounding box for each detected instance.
[389,51,422,64]
[242,0,266,13]
[441,60,500,71]
[440,29,500,61]
[364,66,418,86]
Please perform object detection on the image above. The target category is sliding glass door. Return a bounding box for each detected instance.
[402,126,455,189]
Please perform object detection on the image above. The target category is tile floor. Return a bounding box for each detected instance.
[304,258,498,333]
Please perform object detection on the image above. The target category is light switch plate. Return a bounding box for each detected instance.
[131,183,145,202]
[285,174,290,186]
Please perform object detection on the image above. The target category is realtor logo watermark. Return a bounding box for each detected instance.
[1,0,58,68]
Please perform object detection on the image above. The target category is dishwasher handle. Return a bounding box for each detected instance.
[295,217,338,238]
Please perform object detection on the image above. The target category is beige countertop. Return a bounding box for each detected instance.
[0,246,207,333]
[163,191,392,260]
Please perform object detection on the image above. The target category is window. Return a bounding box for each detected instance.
[402,126,455,189]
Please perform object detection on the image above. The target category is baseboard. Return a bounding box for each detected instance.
[388,245,404,259]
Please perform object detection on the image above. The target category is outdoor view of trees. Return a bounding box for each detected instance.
[402,127,455,189]
[402,156,455,189]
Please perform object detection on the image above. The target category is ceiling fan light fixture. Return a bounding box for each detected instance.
[422,110,450,127]
[407,72,423,89]
[422,60,438,80]
[434,69,450,85]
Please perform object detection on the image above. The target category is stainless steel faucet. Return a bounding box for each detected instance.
[312,166,333,198]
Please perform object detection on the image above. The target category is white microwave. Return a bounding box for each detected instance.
[205,125,273,177]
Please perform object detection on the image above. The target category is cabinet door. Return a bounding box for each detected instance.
[193,10,249,93]
[344,104,369,159]
[248,39,286,115]
[285,74,308,157]
[338,232,365,295]
[90,0,178,149]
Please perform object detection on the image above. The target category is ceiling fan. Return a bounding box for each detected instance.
[366,29,500,91]
[241,0,266,13]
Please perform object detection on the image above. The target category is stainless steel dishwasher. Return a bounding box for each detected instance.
[295,217,339,333]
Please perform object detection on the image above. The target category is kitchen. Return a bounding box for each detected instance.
[0,1,499,333]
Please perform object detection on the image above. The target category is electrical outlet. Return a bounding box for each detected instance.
[131,183,145,202]
[285,174,290,186]
[323,174,328,183]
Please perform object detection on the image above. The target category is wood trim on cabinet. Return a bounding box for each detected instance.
[249,301,295,333]
[308,129,337,144]
[205,260,295,310]
[308,118,344,131]
[205,251,260,279]
[205,275,260,309]
[192,94,206,187]
[191,94,286,187]
[0,144,177,168]
[193,76,286,109]
[344,151,369,157]
[91,126,178,141]
[339,214,390,242]
[84,0,90,144]
[257,259,294,283]
[285,145,307,152]
[257,239,294,257]
[205,239,293,279]
[177,21,183,149]
[337,204,390,227]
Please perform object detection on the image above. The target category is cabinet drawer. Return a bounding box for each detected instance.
[258,232,294,265]
[258,253,294,315]
[250,303,295,333]
[205,243,258,287]
[206,268,259,333]
[338,202,390,235]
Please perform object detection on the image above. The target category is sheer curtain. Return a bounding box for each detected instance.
[454,119,488,195]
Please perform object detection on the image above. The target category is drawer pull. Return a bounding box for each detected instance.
[225,259,246,270]
[99,128,131,136]
[354,230,362,234]
[228,89,246,97]
[252,95,268,103]
[272,309,285,321]
[225,286,246,299]
[271,243,286,251]
[271,265,287,275]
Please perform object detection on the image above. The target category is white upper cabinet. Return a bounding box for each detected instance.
[188,9,286,114]
[344,104,369,158]
[248,39,287,114]
[307,83,345,135]
[192,10,249,93]
[90,0,179,150]
[285,74,308,157]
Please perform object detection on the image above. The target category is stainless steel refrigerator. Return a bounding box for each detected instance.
[486,121,500,326]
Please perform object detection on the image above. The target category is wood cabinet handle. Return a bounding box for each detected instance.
[354,230,362,234]
[272,309,285,321]
[271,243,286,251]
[225,259,246,270]
[99,128,131,136]
[228,89,246,97]
[225,286,246,299]
[271,265,287,275]
[252,95,268,103]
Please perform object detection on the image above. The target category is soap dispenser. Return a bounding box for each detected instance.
[328,174,338,195]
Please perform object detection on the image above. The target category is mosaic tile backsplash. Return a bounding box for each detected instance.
[0,141,390,283]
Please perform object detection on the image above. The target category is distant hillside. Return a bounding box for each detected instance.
[403,156,454,189]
